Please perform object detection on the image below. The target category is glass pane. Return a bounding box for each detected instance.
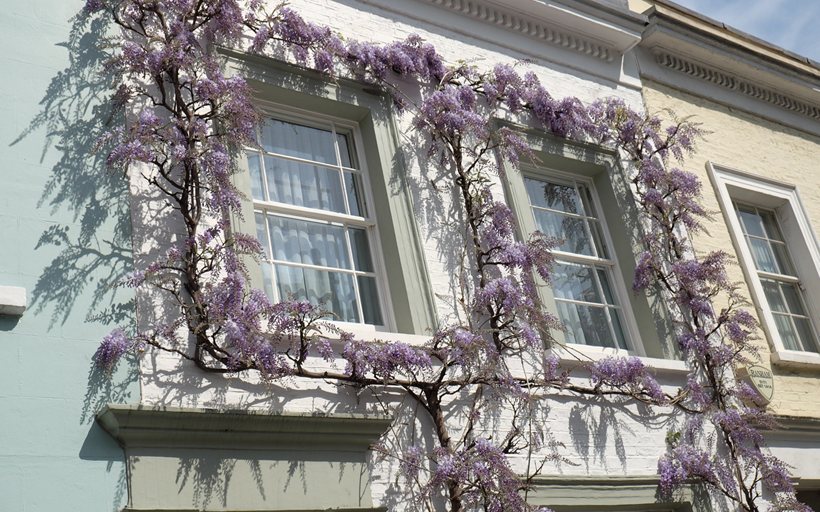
[552,263,601,304]
[773,313,800,351]
[770,243,794,275]
[337,132,355,168]
[596,268,616,305]
[760,209,784,241]
[264,156,345,213]
[761,279,787,313]
[748,237,777,273]
[737,205,766,238]
[357,276,383,325]
[247,151,265,200]
[267,215,350,269]
[261,261,274,300]
[533,210,593,256]
[588,220,609,259]
[577,183,598,217]
[255,212,271,259]
[261,118,336,165]
[350,228,374,272]
[609,308,627,349]
[275,265,359,322]
[525,178,582,214]
[780,282,807,315]
[344,172,366,217]
[274,264,306,301]
[556,301,615,348]
[794,317,819,353]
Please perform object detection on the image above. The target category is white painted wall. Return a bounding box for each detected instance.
[132,0,703,509]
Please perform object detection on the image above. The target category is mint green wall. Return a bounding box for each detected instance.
[0,1,138,510]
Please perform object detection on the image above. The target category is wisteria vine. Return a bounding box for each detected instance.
[83,0,807,511]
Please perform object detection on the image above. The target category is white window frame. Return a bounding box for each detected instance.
[520,166,645,355]
[246,102,396,331]
[709,162,820,367]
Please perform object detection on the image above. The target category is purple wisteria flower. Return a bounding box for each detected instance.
[93,329,131,371]
[342,339,432,381]
[589,356,665,402]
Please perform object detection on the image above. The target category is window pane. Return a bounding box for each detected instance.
[794,317,819,353]
[533,210,593,256]
[261,261,274,300]
[357,276,383,325]
[748,237,777,273]
[760,209,784,241]
[557,302,615,348]
[337,132,355,168]
[344,171,366,217]
[247,151,265,200]
[773,313,800,351]
[780,282,807,315]
[255,212,271,259]
[761,279,787,313]
[553,263,601,303]
[609,308,627,349]
[737,205,766,238]
[577,183,597,217]
[261,118,336,165]
[525,178,583,214]
[268,215,350,269]
[770,243,794,275]
[588,219,609,259]
[350,228,374,272]
[274,264,305,301]
[275,265,359,322]
[597,268,616,305]
[264,156,345,213]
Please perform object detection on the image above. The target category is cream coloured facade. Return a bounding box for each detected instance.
[630,0,820,503]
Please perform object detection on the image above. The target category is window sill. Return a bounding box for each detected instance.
[320,322,432,346]
[315,326,692,377]
[771,349,820,370]
[0,285,26,316]
[551,344,689,376]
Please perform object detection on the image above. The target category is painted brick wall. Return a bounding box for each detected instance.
[133,1,694,509]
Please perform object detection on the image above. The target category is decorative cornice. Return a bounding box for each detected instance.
[653,50,820,122]
[359,0,646,68]
[423,0,616,61]
[97,404,393,451]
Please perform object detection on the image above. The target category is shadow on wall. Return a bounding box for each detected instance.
[10,8,138,507]
[11,12,134,331]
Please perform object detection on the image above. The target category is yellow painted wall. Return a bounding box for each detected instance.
[641,80,820,418]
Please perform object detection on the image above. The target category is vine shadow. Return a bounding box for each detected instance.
[11,12,134,330]
[12,9,137,509]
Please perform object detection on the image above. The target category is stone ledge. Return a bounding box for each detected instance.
[0,286,26,315]
[97,404,393,451]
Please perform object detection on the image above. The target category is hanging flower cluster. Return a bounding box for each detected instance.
[83,1,807,511]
